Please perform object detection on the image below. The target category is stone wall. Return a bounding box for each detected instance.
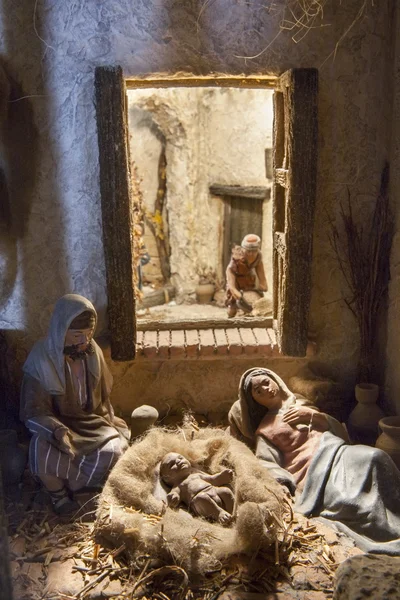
[0,1,396,414]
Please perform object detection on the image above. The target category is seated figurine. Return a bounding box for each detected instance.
[20,294,130,515]
[225,233,268,318]
[160,452,234,525]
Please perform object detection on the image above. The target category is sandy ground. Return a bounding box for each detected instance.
[137,301,232,322]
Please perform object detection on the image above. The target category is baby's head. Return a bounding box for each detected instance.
[160,452,191,486]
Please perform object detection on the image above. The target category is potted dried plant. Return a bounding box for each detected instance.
[329,164,393,442]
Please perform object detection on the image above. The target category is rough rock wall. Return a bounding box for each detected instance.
[127,87,273,295]
[0,1,395,412]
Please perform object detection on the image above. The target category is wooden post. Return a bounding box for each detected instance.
[273,68,318,356]
[95,66,136,361]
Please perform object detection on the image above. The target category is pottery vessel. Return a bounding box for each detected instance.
[376,416,400,470]
[0,429,27,486]
[347,383,384,445]
[195,283,215,304]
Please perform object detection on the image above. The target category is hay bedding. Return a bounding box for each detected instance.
[7,439,360,600]
[94,424,289,577]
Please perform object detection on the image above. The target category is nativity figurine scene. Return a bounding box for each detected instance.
[6,289,400,598]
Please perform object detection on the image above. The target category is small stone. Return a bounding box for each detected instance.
[9,535,26,559]
[11,561,44,599]
[333,554,400,599]
[87,578,124,599]
[290,563,331,591]
[130,405,159,439]
[45,558,86,596]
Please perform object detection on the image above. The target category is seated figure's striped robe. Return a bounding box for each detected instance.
[21,365,129,491]
[20,294,130,492]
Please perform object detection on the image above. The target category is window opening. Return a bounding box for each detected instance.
[95,70,318,361]
[126,84,274,329]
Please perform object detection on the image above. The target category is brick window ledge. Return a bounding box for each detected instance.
[136,327,317,360]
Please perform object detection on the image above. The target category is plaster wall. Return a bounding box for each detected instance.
[106,352,303,422]
[127,87,273,295]
[0,1,395,415]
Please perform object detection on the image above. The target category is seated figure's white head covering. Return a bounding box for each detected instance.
[23,294,110,395]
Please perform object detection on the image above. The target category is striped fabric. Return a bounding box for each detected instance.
[29,434,127,491]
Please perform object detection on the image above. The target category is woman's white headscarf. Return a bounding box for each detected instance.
[228,367,299,444]
[23,294,110,395]
[228,366,347,445]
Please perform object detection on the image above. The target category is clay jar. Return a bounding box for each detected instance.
[376,416,400,470]
[195,283,215,304]
[0,429,27,486]
[347,383,384,445]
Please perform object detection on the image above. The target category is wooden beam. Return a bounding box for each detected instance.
[95,66,136,361]
[136,316,272,331]
[210,184,270,200]
[274,68,318,357]
[126,75,277,89]
[140,285,176,308]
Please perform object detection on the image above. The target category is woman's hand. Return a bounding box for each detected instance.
[282,407,329,432]
[282,406,315,426]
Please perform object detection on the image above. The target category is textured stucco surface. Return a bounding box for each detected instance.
[0,0,396,413]
[105,351,304,419]
[127,87,273,296]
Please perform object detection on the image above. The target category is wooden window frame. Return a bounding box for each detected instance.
[272,69,318,356]
[94,69,318,360]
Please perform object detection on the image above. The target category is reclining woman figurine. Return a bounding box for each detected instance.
[229,367,400,555]
[160,452,234,525]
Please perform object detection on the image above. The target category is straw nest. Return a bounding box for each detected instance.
[94,424,289,577]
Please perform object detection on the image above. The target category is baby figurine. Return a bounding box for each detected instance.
[160,452,234,525]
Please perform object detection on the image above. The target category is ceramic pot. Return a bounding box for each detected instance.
[376,416,400,469]
[195,283,215,304]
[0,429,28,486]
[347,383,384,445]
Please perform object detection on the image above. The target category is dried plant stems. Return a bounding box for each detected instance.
[329,163,393,381]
